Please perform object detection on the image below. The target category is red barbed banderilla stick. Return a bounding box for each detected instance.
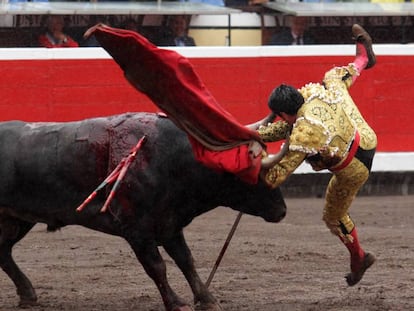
[76,135,147,213]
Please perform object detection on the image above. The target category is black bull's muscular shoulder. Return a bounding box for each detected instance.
[0,112,286,311]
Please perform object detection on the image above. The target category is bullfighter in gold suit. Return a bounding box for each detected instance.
[256,24,377,286]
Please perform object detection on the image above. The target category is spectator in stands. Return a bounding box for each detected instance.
[122,18,140,33]
[256,24,377,286]
[38,15,79,48]
[268,16,316,45]
[156,15,196,47]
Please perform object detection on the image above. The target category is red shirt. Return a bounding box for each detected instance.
[38,33,79,48]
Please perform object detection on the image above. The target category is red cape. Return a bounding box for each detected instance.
[86,24,263,183]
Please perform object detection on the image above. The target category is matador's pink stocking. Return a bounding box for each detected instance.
[340,226,365,272]
[354,42,369,74]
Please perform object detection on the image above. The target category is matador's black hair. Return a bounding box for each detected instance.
[268,84,304,116]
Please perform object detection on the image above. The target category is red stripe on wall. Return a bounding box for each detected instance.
[0,55,413,152]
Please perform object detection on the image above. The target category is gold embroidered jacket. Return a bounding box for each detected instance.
[258,65,377,188]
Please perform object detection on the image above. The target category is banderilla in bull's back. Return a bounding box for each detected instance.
[76,135,147,213]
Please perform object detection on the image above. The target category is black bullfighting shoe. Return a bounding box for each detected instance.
[352,24,376,69]
[345,252,376,286]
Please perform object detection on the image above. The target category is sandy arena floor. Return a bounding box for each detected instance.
[1,195,413,311]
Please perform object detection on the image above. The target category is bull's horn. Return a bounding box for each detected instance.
[261,136,290,170]
[84,23,110,39]
[246,112,276,130]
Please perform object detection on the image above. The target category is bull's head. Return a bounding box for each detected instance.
[212,174,287,224]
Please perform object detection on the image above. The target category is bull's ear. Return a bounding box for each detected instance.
[261,136,290,169]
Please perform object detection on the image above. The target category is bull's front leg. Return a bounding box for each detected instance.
[126,236,193,311]
[0,217,37,307]
[163,231,222,311]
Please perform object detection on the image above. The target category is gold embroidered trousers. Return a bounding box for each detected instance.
[323,65,377,241]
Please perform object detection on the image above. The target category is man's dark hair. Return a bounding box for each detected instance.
[268,84,304,115]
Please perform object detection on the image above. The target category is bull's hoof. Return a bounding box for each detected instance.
[18,297,39,308]
[345,252,376,286]
[172,305,194,311]
[17,289,38,308]
[195,302,223,311]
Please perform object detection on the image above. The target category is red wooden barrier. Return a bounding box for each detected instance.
[0,48,413,152]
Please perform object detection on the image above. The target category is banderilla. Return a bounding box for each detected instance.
[76,135,147,213]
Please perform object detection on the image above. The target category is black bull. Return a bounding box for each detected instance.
[0,112,286,311]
